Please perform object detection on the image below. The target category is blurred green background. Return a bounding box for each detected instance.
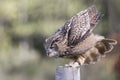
[0,0,120,80]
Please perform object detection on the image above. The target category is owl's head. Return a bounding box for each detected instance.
[44,37,59,57]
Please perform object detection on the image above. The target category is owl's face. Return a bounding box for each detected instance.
[45,38,59,57]
[47,48,59,57]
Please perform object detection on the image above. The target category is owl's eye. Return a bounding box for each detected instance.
[50,44,58,50]
[64,51,69,54]
[50,42,55,49]
[50,46,54,49]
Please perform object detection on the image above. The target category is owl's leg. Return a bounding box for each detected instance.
[77,55,86,65]
[68,55,86,67]
[67,59,80,67]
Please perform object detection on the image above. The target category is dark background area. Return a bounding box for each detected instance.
[0,0,120,80]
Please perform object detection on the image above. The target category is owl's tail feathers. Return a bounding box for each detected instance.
[102,39,117,45]
[100,39,117,53]
[77,39,117,65]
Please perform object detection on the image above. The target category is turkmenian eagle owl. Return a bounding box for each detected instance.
[44,5,117,67]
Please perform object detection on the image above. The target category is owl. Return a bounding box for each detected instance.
[44,5,117,67]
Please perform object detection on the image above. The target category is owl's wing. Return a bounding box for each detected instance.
[68,5,103,46]
[45,20,71,50]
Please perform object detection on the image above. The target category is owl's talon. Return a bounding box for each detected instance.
[68,62,80,68]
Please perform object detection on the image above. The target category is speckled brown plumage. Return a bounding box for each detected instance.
[44,5,117,66]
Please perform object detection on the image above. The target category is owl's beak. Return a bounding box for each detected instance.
[47,53,52,57]
[46,51,59,57]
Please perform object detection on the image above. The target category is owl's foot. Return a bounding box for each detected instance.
[66,61,80,68]
[69,62,80,68]
[77,56,86,65]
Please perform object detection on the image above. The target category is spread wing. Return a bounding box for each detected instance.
[68,5,103,46]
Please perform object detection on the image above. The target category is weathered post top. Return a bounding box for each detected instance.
[56,65,80,80]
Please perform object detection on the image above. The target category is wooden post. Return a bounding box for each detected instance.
[56,65,80,80]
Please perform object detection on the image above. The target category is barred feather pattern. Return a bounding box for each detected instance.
[68,5,102,46]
